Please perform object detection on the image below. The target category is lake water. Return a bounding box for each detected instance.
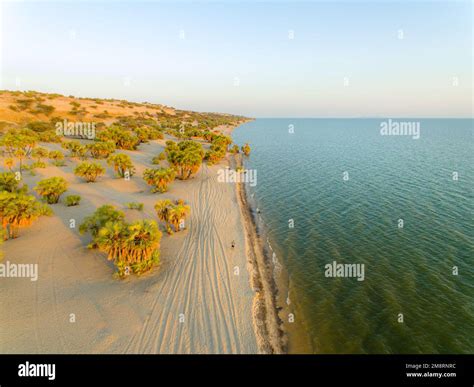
[233,118,473,354]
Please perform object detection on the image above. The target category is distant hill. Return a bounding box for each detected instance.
[0,90,247,132]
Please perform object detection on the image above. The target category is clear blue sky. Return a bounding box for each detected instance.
[1,1,472,117]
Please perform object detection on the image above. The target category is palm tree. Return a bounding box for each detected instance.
[79,204,125,245]
[154,199,173,223]
[48,150,65,166]
[62,141,87,158]
[107,153,135,178]
[74,162,105,182]
[4,158,14,171]
[241,143,251,156]
[154,199,190,233]
[95,219,162,278]
[0,191,52,239]
[143,168,175,192]
[31,147,49,168]
[165,140,204,180]
[168,203,191,231]
[126,220,161,268]
[0,130,38,172]
[34,177,68,204]
[32,147,49,163]
[96,220,128,262]
[0,172,20,192]
[87,141,115,159]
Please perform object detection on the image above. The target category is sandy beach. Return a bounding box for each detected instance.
[0,125,274,354]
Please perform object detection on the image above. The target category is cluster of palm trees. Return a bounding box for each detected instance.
[34,176,68,204]
[154,199,191,234]
[165,140,204,180]
[87,141,116,159]
[0,172,51,239]
[96,126,140,150]
[0,95,250,278]
[143,168,175,193]
[74,162,106,182]
[107,153,135,178]
[79,205,162,278]
[241,143,251,156]
[62,140,87,159]
[204,134,232,165]
[0,129,37,172]
[79,199,189,277]
[95,219,162,278]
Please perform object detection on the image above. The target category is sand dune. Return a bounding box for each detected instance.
[0,139,258,354]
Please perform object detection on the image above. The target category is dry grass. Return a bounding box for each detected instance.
[0,90,174,128]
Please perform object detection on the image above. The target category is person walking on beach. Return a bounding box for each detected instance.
[231,240,235,249]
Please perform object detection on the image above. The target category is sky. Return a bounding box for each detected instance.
[0,0,472,117]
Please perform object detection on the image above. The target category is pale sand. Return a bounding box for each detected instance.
[0,136,260,353]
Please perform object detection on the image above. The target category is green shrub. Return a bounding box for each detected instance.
[79,205,125,247]
[31,161,46,169]
[34,177,68,204]
[143,168,176,193]
[241,143,251,156]
[0,191,51,239]
[74,162,105,182]
[31,104,55,116]
[0,172,26,193]
[125,202,144,211]
[48,150,65,166]
[26,121,54,132]
[87,141,115,159]
[152,151,166,164]
[165,140,204,180]
[107,153,135,178]
[65,195,81,206]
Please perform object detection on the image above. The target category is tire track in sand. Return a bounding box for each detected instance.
[124,164,250,353]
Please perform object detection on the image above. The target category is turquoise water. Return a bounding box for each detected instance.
[233,118,473,354]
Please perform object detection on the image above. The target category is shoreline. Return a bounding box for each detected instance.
[1,115,281,354]
[1,126,259,354]
[225,120,287,354]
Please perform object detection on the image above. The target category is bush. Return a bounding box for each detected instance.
[152,151,166,164]
[0,172,25,193]
[62,141,87,158]
[165,140,204,180]
[31,161,46,169]
[65,195,81,206]
[87,141,115,159]
[37,130,62,143]
[48,150,65,166]
[32,147,49,162]
[154,199,190,234]
[34,177,68,204]
[143,168,175,193]
[96,219,162,278]
[97,126,139,150]
[74,162,105,182]
[0,191,51,239]
[125,202,144,211]
[107,153,135,178]
[79,205,125,243]
[26,121,54,132]
[30,104,55,116]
